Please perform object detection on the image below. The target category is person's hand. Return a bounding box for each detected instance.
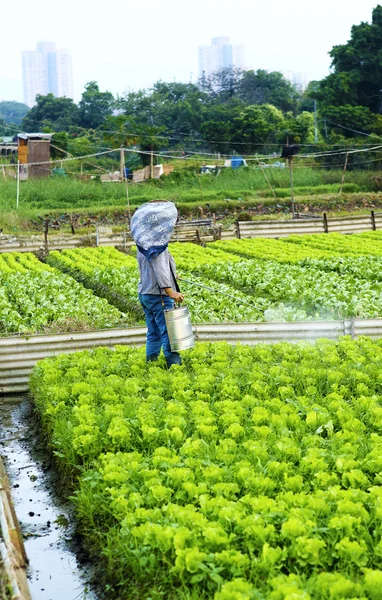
[168,290,184,303]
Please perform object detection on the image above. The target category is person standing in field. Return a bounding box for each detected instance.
[131,201,184,367]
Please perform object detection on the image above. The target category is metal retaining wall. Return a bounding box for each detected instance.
[0,459,30,600]
[0,211,380,253]
[1,319,381,394]
[237,212,382,238]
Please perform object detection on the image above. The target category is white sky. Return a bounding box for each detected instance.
[0,0,380,103]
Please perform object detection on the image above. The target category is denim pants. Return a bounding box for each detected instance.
[139,293,182,366]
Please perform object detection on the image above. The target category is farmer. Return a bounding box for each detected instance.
[131,201,184,367]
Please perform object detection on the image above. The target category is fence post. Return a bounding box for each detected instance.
[44,219,49,252]
[339,152,349,195]
[95,226,99,247]
[371,210,376,231]
[69,214,75,234]
[236,221,241,239]
[323,213,328,234]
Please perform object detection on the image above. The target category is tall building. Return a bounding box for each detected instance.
[282,70,310,93]
[198,37,245,79]
[22,42,73,107]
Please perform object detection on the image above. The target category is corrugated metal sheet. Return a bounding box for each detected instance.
[0,212,380,253]
[353,318,382,338]
[1,319,381,394]
[0,459,31,600]
[237,214,381,239]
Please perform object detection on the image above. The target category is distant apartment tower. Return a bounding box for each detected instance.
[22,42,73,107]
[198,37,245,78]
[282,70,310,93]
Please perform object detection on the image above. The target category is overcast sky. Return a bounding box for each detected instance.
[0,0,380,103]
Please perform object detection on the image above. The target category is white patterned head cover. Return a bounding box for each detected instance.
[130,201,177,258]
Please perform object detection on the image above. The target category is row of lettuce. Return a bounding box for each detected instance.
[31,337,382,599]
[1,231,382,335]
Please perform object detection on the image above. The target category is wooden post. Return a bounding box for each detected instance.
[256,158,277,200]
[371,210,376,231]
[44,219,49,251]
[150,150,154,179]
[69,214,75,234]
[323,212,328,234]
[236,221,241,239]
[289,157,295,218]
[339,152,349,195]
[16,161,20,209]
[120,146,125,182]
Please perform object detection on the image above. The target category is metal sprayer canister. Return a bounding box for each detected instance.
[164,305,195,352]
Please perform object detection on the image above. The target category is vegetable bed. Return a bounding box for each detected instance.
[47,232,382,324]
[0,252,126,335]
[31,338,382,599]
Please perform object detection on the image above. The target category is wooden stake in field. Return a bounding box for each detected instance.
[256,158,276,201]
[289,157,295,218]
[16,160,20,209]
[339,152,349,196]
[120,146,125,182]
[281,144,300,219]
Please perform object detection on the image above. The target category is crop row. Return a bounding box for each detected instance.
[47,247,268,323]
[0,252,125,335]
[31,338,382,599]
[48,232,382,323]
[2,232,382,335]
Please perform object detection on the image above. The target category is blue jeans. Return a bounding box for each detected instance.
[139,294,182,366]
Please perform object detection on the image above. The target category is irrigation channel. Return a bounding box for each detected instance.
[0,395,97,600]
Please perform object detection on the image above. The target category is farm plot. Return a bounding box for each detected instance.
[48,232,382,324]
[281,231,382,257]
[47,247,268,323]
[0,252,125,335]
[31,338,382,600]
[192,257,382,320]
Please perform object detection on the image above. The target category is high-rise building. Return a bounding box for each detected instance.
[22,42,73,107]
[198,37,245,79]
[282,70,310,93]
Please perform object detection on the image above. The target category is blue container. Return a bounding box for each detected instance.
[231,156,244,169]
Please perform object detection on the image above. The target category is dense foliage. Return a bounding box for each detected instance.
[31,338,382,599]
[0,252,125,334]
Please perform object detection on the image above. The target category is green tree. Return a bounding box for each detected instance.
[321,104,382,137]
[317,5,382,112]
[78,81,114,129]
[238,70,299,113]
[0,101,29,126]
[199,103,242,152]
[281,111,316,144]
[199,67,244,103]
[117,81,208,141]
[21,94,79,132]
[232,104,285,153]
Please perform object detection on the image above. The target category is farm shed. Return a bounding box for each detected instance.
[17,132,52,179]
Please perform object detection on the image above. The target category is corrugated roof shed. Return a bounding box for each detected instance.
[17,133,52,141]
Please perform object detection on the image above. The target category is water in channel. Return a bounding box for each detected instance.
[0,396,97,600]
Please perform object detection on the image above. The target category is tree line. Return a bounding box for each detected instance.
[1,5,382,160]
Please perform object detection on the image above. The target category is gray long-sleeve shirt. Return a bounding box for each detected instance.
[137,248,177,295]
